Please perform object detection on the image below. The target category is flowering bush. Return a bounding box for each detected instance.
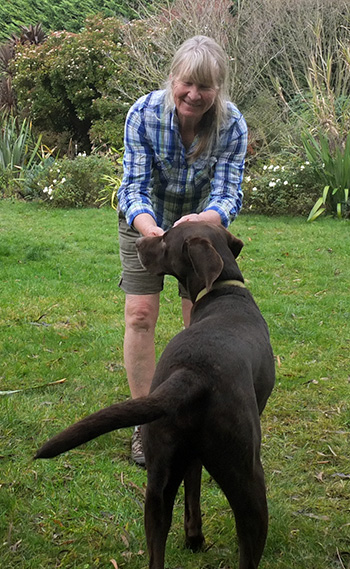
[20,154,116,207]
[243,156,321,216]
[12,15,165,153]
[12,17,127,152]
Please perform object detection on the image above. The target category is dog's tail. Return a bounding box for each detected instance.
[35,370,203,459]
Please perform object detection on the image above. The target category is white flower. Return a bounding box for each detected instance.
[48,188,53,195]
[53,179,57,183]
[269,181,276,187]
[245,175,251,182]
[273,165,280,171]
[268,164,274,170]
[252,187,258,192]
[61,177,66,183]
[284,180,288,185]
[263,165,268,170]
[43,187,48,193]
[305,161,310,165]
[300,165,305,170]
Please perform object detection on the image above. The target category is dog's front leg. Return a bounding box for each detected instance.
[184,458,205,551]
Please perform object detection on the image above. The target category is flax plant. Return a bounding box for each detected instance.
[0,114,42,174]
[300,35,350,220]
[302,130,350,220]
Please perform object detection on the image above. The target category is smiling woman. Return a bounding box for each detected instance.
[116,34,248,465]
[165,35,229,160]
[171,80,218,147]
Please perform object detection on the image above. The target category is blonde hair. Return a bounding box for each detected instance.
[165,35,230,161]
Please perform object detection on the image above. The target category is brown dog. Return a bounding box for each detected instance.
[35,221,275,569]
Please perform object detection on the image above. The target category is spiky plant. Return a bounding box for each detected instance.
[0,76,16,114]
[0,42,15,73]
[0,114,42,174]
[16,23,47,46]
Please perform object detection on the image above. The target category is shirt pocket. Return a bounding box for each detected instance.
[191,156,217,189]
[153,155,174,184]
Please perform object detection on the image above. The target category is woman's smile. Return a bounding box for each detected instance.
[172,79,218,125]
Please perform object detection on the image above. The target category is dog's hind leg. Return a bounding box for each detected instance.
[234,460,268,569]
[207,455,268,569]
[144,450,188,569]
[184,458,205,551]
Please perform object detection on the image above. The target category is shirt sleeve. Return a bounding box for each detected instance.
[117,100,157,227]
[204,111,248,227]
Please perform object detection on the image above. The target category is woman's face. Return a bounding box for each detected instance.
[172,78,218,125]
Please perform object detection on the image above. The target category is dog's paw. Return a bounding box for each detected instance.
[185,533,205,552]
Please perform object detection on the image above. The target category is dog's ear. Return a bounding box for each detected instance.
[136,236,167,274]
[185,237,224,291]
[226,231,244,258]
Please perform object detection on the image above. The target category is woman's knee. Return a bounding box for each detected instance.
[125,294,160,332]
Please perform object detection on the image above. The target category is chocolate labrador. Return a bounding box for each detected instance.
[35,221,275,569]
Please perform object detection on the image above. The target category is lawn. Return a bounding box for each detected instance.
[1,200,349,569]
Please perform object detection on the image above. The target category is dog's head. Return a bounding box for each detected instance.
[136,222,244,302]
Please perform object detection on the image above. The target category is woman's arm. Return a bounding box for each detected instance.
[203,110,248,226]
[117,100,157,228]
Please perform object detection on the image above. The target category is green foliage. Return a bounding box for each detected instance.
[0,114,42,174]
[0,0,142,42]
[96,149,123,209]
[20,153,116,207]
[302,130,350,220]
[0,166,13,196]
[243,155,321,216]
[12,15,157,153]
[12,17,127,152]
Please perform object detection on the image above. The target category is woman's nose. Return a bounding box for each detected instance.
[187,85,201,100]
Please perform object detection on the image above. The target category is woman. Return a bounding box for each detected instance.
[117,35,248,465]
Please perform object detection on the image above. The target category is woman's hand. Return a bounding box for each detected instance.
[133,213,165,237]
[143,226,165,237]
[174,210,221,227]
[173,213,201,226]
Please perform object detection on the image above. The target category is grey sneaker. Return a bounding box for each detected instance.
[131,427,146,467]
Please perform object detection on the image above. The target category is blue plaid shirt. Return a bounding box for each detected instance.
[117,90,247,230]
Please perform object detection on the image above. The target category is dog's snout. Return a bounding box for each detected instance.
[135,237,143,250]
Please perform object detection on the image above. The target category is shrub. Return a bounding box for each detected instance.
[20,153,116,207]
[12,15,161,153]
[302,130,350,220]
[243,155,321,216]
[0,167,13,197]
[12,17,126,153]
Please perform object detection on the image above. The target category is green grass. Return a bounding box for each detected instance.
[1,200,349,569]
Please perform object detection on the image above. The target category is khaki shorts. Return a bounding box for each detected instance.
[118,214,189,298]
